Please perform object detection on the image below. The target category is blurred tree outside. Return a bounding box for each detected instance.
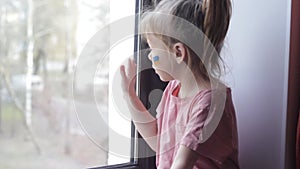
[0,0,110,168]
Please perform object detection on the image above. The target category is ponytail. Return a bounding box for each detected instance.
[202,0,232,53]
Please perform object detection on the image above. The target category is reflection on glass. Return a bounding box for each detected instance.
[0,0,133,168]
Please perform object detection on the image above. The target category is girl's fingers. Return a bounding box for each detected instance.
[124,58,135,79]
[127,59,133,75]
[120,65,129,92]
[120,58,137,95]
[120,65,127,80]
[130,58,137,69]
[128,59,137,77]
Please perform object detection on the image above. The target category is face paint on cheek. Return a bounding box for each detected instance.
[153,55,160,66]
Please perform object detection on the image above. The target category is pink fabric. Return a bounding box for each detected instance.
[156,80,239,169]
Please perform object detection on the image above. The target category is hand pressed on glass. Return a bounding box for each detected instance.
[119,58,158,152]
[120,58,137,98]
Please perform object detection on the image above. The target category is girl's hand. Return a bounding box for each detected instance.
[120,58,137,98]
[119,59,158,151]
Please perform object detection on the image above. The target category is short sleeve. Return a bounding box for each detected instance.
[180,95,234,164]
[180,105,209,152]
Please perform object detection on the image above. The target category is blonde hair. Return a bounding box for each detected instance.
[141,0,232,80]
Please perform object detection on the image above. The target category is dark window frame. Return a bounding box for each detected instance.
[285,0,300,168]
[89,0,165,169]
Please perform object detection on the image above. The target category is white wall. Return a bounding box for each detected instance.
[225,0,291,168]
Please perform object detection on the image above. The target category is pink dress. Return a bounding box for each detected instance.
[156,80,239,169]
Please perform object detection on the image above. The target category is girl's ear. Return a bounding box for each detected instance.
[173,43,187,64]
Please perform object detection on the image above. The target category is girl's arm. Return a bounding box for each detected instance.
[120,59,158,151]
[171,145,199,169]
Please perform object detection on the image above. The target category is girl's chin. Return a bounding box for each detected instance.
[154,70,174,82]
[158,77,171,82]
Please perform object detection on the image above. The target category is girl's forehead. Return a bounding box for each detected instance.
[146,35,165,48]
[146,35,157,43]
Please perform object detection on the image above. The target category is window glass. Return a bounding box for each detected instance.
[0,0,135,168]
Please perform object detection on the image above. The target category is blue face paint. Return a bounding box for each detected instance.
[153,55,160,65]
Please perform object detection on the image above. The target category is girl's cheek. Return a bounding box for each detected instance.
[152,55,160,67]
[148,51,159,67]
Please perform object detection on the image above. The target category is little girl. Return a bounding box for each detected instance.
[120,0,239,168]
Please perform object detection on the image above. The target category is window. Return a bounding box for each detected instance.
[90,0,166,168]
[0,0,164,168]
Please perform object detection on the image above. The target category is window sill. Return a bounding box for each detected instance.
[88,162,138,169]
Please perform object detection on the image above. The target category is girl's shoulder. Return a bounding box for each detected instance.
[189,89,212,111]
[190,86,232,111]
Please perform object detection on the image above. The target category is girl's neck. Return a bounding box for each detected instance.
[177,74,211,98]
